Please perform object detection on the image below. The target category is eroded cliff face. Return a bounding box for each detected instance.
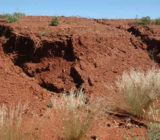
[0,17,159,108]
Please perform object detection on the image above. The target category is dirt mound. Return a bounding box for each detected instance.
[0,17,159,99]
[0,16,160,139]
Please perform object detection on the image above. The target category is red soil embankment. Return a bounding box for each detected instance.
[0,16,160,139]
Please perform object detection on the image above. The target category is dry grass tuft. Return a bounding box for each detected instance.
[50,89,106,140]
[114,68,160,119]
[146,122,160,140]
[0,103,37,140]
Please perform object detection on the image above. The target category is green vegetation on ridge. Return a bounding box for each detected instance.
[136,16,160,25]
[0,12,25,23]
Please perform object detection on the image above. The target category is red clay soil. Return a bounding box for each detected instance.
[0,16,160,139]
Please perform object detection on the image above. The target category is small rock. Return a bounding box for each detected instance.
[107,123,111,127]
[62,69,65,73]
[91,136,98,140]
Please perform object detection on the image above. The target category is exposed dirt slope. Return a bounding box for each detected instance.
[0,35,51,115]
[0,16,160,139]
[0,17,159,100]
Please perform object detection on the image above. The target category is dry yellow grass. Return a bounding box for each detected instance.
[114,68,160,119]
[0,103,38,140]
[50,89,106,140]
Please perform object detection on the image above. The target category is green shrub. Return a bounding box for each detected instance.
[115,68,160,118]
[136,16,152,25]
[5,14,19,23]
[4,12,25,23]
[50,17,59,26]
[13,12,25,18]
[155,18,160,25]
[141,16,152,25]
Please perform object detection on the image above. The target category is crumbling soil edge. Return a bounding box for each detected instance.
[128,26,160,63]
[0,25,83,93]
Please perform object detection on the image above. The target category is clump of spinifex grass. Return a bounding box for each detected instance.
[0,103,37,140]
[145,122,160,140]
[114,68,160,120]
[50,89,106,140]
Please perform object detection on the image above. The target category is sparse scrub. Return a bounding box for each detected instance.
[50,17,59,26]
[13,12,25,19]
[5,14,19,23]
[146,122,160,140]
[121,129,144,140]
[40,29,51,36]
[50,89,106,140]
[4,12,25,23]
[155,18,160,25]
[0,14,7,19]
[124,122,160,140]
[115,68,160,119]
[136,16,160,26]
[136,16,152,25]
[0,103,37,140]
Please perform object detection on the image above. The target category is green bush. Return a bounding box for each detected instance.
[155,18,160,25]
[5,14,19,23]
[135,16,160,26]
[141,16,152,25]
[4,12,25,23]
[13,12,25,18]
[136,16,152,25]
[50,17,59,26]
